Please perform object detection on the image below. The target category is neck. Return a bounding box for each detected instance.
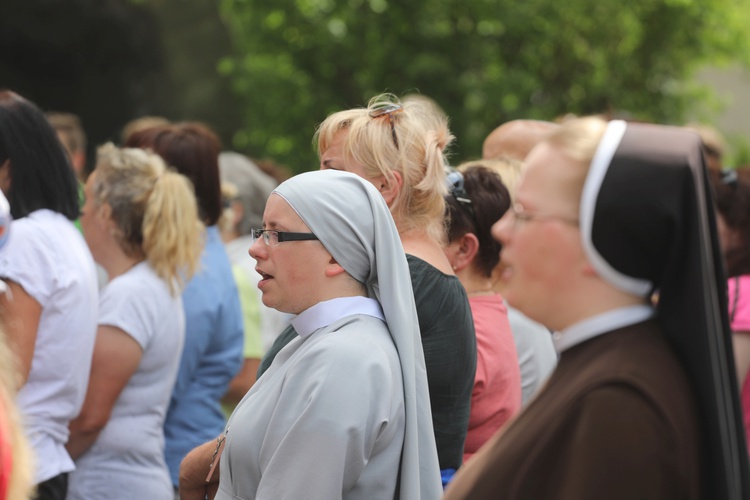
[548,288,647,332]
[457,268,494,296]
[100,245,144,282]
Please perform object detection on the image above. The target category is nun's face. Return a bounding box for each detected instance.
[492,143,585,329]
[249,194,333,315]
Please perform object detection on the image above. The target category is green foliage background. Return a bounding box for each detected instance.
[216,0,750,173]
[2,0,749,171]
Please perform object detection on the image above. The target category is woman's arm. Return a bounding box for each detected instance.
[223,358,260,405]
[66,325,142,459]
[180,438,222,500]
[0,280,41,387]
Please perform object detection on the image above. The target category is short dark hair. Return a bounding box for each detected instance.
[711,167,750,276]
[125,122,223,226]
[445,164,511,277]
[0,90,79,220]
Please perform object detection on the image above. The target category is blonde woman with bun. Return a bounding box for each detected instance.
[66,144,203,499]
[260,94,476,482]
[319,95,476,478]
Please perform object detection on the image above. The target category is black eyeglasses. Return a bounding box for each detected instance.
[369,102,403,150]
[251,228,319,246]
[446,169,477,222]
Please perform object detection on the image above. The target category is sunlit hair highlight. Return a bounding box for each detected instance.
[315,93,454,243]
[92,143,203,295]
[540,116,608,208]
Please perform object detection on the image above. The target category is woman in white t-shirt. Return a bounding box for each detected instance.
[0,90,99,499]
[66,144,203,499]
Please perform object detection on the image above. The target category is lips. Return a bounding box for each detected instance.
[255,268,274,288]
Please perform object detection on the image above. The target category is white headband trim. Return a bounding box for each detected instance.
[580,120,653,297]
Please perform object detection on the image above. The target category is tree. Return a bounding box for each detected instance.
[218,0,750,173]
[0,0,165,166]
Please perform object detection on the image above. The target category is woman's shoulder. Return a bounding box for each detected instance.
[313,315,395,354]
[284,316,400,383]
[103,263,173,305]
[11,209,76,243]
[402,235,454,275]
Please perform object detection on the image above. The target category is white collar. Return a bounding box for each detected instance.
[552,304,654,354]
[291,296,385,338]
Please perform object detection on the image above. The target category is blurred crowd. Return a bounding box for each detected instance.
[0,88,748,500]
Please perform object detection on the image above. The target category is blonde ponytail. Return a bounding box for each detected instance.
[93,143,203,295]
[142,172,203,295]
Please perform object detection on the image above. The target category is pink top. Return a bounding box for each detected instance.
[0,395,11,500]
[463,294,522,463]
[728,276,750,454]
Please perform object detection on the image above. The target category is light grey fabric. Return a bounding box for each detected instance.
[275,169,442,499]
[505,303,557,405]
[219,151,278,234]
[218,313,405,500]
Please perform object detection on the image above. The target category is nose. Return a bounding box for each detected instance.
[248,236,266,260]
[492,211,514,246]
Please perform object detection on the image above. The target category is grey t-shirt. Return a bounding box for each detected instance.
[506,302,557,405]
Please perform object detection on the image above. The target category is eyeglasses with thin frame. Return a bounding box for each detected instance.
[251,228,319,246]
[445,169,477,222]
[368,102,403,150]
[508,204,579,228]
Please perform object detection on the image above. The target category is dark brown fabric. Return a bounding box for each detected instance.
[443,320,701,500]
[590,123,749,498]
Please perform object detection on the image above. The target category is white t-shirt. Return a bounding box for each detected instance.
[68,261,185,499]
[0,209,98,483]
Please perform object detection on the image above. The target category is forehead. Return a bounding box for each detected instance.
[263,193,309,230]
[321,129,347,157]
[517,143,583,214]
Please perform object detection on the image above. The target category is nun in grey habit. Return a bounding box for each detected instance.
[206,169,442,500]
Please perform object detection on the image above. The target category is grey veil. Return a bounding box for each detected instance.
[273,169,443,500]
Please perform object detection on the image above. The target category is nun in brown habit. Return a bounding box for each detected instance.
[443,118,750,500]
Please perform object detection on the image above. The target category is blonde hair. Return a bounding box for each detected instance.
[543,116,608,207]
[0,326,34,500]
[93,143,203,295]
[315,93,454,243]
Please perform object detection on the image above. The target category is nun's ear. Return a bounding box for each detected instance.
[324,256,348,278]
[581,261,598,277]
